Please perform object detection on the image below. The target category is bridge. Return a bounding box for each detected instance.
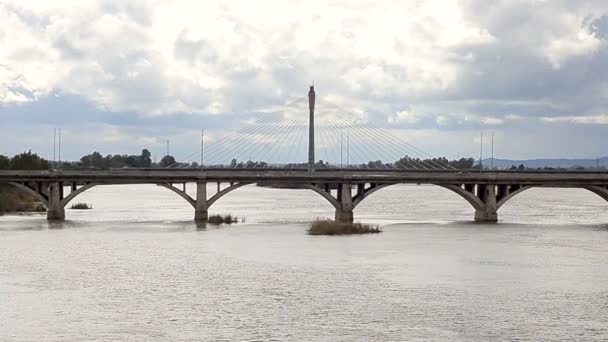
[1,86,607,223]
[1,169,608,222]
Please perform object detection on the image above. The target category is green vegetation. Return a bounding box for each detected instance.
[159,154,176,167]
[308,219,382,235]
[70,202,92,210]
[80,149,152,169]
[0,149,479,171]
[77,150,196,169]
[0,151,49,170]
[277,156,478,170]
[207,214,239,225]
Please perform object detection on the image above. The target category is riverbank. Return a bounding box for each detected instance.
[0,184,45,215]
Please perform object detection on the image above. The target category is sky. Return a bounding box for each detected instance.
[1,0,608,163]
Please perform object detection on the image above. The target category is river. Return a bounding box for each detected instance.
[1,184,607,341]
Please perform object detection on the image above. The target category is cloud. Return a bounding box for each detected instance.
[0,0,496,114]
[479,116,504,126]
[1,0,608,159]
[388,110,419,124]
[542,114,608,124]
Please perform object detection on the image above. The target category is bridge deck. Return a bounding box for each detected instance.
[1,169,608,186]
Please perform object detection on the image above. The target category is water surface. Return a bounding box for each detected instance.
[1,184,607,341]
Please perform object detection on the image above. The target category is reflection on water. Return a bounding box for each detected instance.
[1,184,607,341]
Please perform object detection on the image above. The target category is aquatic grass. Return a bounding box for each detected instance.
[308,219,381,236]
[70,202,92,210]
[208,214,239,225]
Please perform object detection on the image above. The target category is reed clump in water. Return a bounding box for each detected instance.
[70,202,92,210]
[308,219,381,235]
[208,214,239,225]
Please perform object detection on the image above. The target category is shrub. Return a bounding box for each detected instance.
[308,219,382,235]
[208,214,238,225]
[70,202,92,210]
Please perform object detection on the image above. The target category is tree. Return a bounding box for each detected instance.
[139,149,152,168]
[159,155,176,167]
[80,154,92,168]
[450,158,476,169]
[91,152,104,169]
[109,155,126,168]
[126,155,139,167]
[9,151,49,170]
[0,155,9,170]
[367,160,384,168]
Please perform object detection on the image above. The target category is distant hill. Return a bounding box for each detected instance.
[482,157,608,169]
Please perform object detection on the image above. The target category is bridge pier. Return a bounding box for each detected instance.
[194,182,208,222]
[474,184,498,222]
[47,182,65,221]
[335,183,354,223]
[335,209,354,223]
[474,208,498,222]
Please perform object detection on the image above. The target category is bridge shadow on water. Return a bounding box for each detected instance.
[378,220,608,233]
[2,213,608,232]
[0,217,218,232]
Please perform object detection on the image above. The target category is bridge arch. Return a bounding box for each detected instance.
[58,183,202,211]
[436,184,485,211]
[346,183,485,212]
[301,184,341,210]
[496,185,534,210]
[496,185,608,210]
[157,183,196,208]
[207,183,253,207]
[59,184,97,208]
[585,185,608,202]
[42,182,340,221]
[352,184,394,209]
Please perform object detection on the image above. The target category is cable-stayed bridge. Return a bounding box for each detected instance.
[171,86,453,171]
[1,86,608,223]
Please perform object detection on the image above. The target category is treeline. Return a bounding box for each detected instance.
[242,157,478,170]
[0,151,49,170]
[0,150,183,170]
[79,150,153,169]
[394,156,477,169]
[11,150,599,171]
[77,150,194,169]
[508,164,606,171]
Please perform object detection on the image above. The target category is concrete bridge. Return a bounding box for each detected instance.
[1,169,608,223]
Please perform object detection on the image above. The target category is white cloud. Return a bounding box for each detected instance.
[479,116,504,125]
[0,0,497,115]
[2,0,608,159]
[388,110,419,124]
[542,114,608,124]
[505,114,522,120]
[544,28,602,69]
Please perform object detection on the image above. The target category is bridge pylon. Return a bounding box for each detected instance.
[308,85,315,172]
